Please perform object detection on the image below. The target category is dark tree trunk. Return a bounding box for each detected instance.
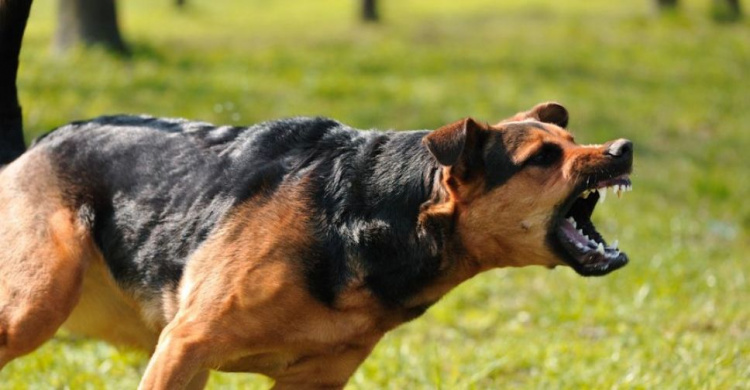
[712,0,742,20]
[0,0,33,163]
[362,0,378,22]
[655,0,679,10]
[54,0,129,55]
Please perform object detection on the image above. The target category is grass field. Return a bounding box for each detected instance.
[1,0,748,388]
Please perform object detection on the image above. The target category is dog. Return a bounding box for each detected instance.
[0,101,633,389]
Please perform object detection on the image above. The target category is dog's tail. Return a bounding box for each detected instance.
[0,0,33,165]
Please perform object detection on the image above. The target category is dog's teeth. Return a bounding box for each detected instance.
[611,239,619,249]
[596,243,605,254]
[598,188,607,203]
[567,218,577,228]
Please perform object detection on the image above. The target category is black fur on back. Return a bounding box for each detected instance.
[33,115,452,309]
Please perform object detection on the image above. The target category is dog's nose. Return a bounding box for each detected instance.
[605,139,633,159]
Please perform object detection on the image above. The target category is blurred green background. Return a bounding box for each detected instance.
[2,0,748,388]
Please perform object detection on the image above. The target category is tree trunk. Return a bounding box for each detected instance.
[0,0,33,163]
[712,0,742,20]
[655,0,679,10]
[54,0,129,55]
[362,0,378,22]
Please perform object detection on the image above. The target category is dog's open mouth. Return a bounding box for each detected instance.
[554,174,632,276]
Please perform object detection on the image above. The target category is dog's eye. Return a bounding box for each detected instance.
[527,144,562,167]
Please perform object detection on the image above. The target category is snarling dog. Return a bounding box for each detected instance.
[0,103,632,389]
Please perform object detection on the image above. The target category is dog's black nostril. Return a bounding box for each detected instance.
[606,139,633,158]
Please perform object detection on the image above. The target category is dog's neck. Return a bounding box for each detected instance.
[344,131,481,322]
[402,167,486,320]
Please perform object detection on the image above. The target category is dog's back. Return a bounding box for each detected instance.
[29,115,368,292]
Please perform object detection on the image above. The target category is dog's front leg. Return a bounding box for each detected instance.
[138,319,215,390]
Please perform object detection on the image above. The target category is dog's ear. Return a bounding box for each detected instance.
[499,102,569,128]
[423,118,483,167]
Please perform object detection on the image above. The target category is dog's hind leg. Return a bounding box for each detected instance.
[0,153,95,368]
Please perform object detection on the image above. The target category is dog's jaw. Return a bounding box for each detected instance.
[551,174,632,276]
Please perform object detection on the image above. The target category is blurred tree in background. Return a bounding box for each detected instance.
[655,0,679,10]
[654,0,742,20]
[712,0,742,20]
[0,0,32,163]
[48,0,743,59]
[54,0,129,55]
[51,0,381,55]
[361,0,379,22]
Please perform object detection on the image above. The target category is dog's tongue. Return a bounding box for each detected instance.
[560,218,596,249]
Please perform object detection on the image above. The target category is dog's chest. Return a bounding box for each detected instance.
[214,292,396,377]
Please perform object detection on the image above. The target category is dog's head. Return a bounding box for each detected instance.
[423,102,632,276]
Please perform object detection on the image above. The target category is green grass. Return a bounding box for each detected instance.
[2,0,748,388]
